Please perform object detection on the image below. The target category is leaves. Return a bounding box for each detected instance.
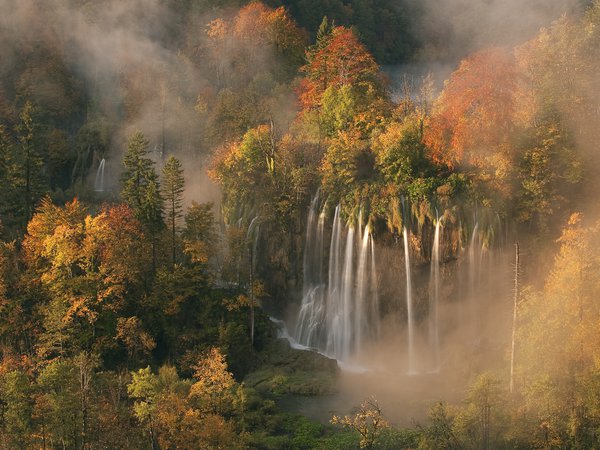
[331,397,389,449]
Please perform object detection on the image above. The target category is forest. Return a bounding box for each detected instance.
[1,0,600,448]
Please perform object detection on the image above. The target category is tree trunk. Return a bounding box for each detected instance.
[510,242,519,394]
[249,246,254,346]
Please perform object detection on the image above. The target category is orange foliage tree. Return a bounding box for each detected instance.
[297,26,382,111]
[22,199,150,357]
[425,48,518,170]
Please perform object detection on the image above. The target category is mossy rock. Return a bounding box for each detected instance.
[245,338,339,396]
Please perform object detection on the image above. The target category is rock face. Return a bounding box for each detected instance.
[245,338,339,396]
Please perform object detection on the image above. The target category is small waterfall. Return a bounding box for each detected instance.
[94,158,106,192]
[247,216,260,267]
[429,217,442,371]
[468,222,480,336]
[403,226,415,373]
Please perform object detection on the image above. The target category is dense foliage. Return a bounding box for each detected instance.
[1,0,600,448]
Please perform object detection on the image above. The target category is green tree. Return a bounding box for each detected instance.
[182,201,218,267]
[16,101,47,225]
[0,370,33,449]
[121,131,164,270]
[419,402,459,449]
[453,373,507,450]
[161,155,185,270]
[37,359,81,449]
[0,126,18,236]
[128,366,161,450]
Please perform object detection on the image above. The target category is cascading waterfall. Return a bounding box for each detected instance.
[94,158,106,192]
[292,192,504,373]
[325,206,343,355]
[429,217,442,371]
[468,222,480,335]
[355,223,370,355]
[295,198,326,347]
[369,237,380,341]
[247,216,260,266]
[332,225,355,360]
[295,199,380,362]
[403,226,415,374]
[293,194,502,372]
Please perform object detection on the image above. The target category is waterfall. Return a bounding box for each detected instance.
[325,206,343,356]
[293,195,502,371]
[295,198,326,348]
[468,222,480,336]
[355,223,370,355]
[429,217,442,371]
[247,216,260,267]
[369,236,380,342]
[403,226,415,373]
[94,158,106,192]
[295,200,381,362]
[334,225,355,360]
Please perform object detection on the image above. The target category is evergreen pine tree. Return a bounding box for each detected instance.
[161,155,185,270]
[121,131,164,270]
[16,101,47,225]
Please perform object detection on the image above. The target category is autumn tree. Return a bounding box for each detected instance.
[297,26,382,112]
[209,125,276,225]
[424,48,519,210]
[22,197,89,358]
[331,397,390,450]
[116,317,156,366]
[517,214,600,446]
[182,201,218,267]
[189,347,236,415]
[512,18,587,236]
[161,155,185,269]
[373,114,440,192]
[320,127,374,205]
[22,199,150,360]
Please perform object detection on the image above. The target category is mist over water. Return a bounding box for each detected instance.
[286,195,515,422]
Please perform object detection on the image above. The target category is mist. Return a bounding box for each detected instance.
[0,0,304,207]
[408,0,582,61]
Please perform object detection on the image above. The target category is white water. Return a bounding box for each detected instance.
[296,197,326,348]
[403,227,415,374]
[355,223,370,355]
[429,218,442,371]
[295,199,380,362]
[94,158,106,192]
[469,222,480,338]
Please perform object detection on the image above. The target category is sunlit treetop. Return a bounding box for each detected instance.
[297,25,382,111]
[424,48,518,169]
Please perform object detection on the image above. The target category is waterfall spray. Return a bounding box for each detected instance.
[369,236,380,341]
[295,201,381,363]
[403,227,415,373]
[355,223,371,355]
[429,217,442,371]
